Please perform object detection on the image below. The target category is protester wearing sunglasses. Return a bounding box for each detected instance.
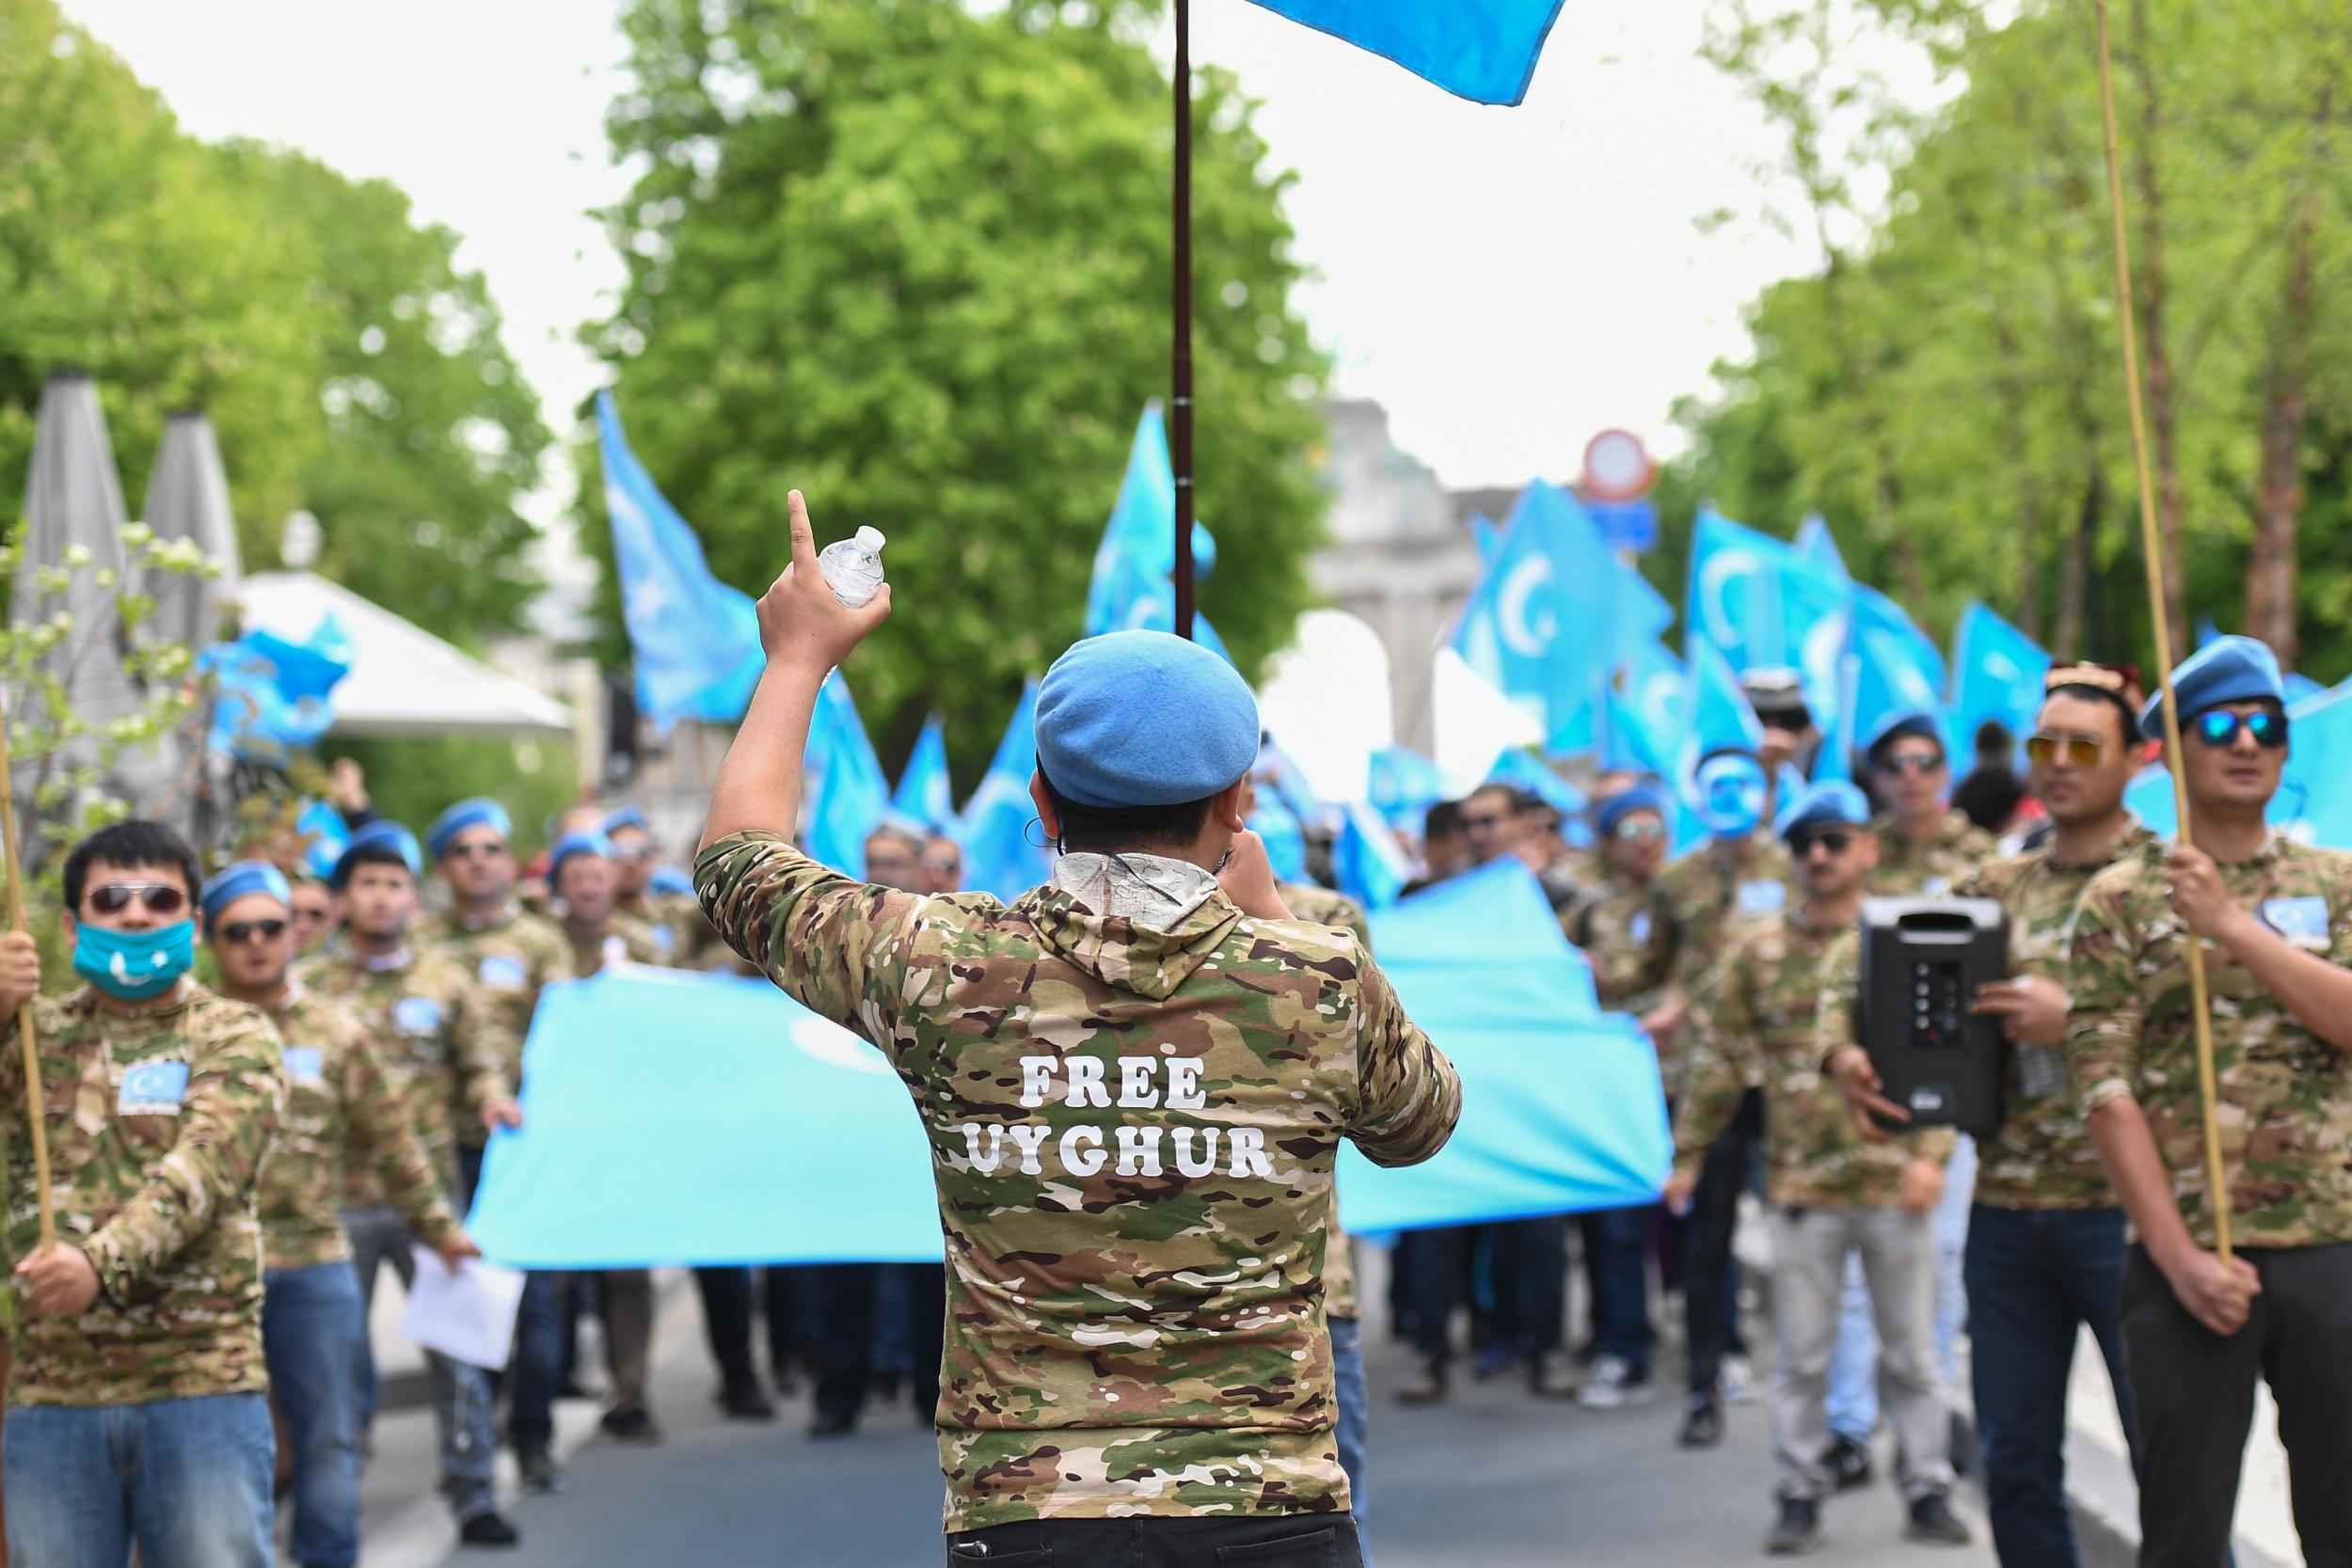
[1669,783,1973,1554]
[2068,636,2352,1566]
[604,805,723,970]
[0,820,287,1568]
[201,859,477,1568]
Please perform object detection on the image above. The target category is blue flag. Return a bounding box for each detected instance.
[1333,802,1411,911]
[597,391,763,727]
[1251,795,1311,886]
[1485,748,1586,819]
[1685,507,1851,726]
[891,716,956,832]
[802,673,891,878]
[1367,745,1448,834]
[1246,0,1567,105]
[961,681,1055,903]
[1947,602,2049,761]
[203,614,352,764]
[1688,637,1766,760]
[1795,514,1848,579]
[1847,583,1948,747]
[1086,404,1216,641]
[1471,511,1502,565]
[296,798,350,882]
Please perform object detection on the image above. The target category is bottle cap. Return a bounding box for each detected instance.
[853,526,886,553]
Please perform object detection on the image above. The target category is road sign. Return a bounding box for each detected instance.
[1581,429,1655,503]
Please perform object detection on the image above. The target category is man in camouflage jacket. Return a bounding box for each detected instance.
[693,495,1457,1568]
[0,821,284,1567]
[2066,638,2352,1566]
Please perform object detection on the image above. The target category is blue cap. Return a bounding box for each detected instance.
[1781,782,1873,843]
[602,806,652,838]
[1034,631,1259,809]
[1595,783,1673,836]
[648,865,692,897]
[200,860,293,926]
[1865,709,1946,766]
[2143,635,2285,739]
[548,831,614,883]
[331,821,422,889]
[427,798,512,861]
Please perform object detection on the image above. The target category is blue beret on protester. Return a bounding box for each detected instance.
[602,806,652,838]
[1780,782,1873,844]
[548,831,615,883]
[200,860,293,926]
[427,798,513,861]
[1594,783,1674,837]
[2140,635,2285,739]
[1034,631,1259,810]
[1865,709,1946,765]
[331,821,422,889]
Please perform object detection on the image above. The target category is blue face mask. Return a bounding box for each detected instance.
[1695,757,1769,838]
[73,921,197,1001]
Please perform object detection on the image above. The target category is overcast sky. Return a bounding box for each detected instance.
[60,1,1831,496]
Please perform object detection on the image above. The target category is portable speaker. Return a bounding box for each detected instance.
[1858,897,2010,1138]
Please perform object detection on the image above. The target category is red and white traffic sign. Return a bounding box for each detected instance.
[1580,429,1655,502]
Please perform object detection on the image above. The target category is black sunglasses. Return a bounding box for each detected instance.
[88,882,188,916]
[2191,709,2288,751]
[444,840,509,862]
[1790,830,1854,858]
[1877,751,1945,777]
[218,918,290,944]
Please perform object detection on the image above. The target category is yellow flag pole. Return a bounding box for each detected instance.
[0,696,56,1251]
[2092,0,2232,1262]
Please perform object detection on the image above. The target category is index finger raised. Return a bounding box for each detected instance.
[787,489,818,576]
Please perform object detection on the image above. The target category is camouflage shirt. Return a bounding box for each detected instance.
[564,919,664,978]
[2066,833,2352,1249]
[421,904,569,1149]
[1565,876,1682,1084]
[1953,823,2155,1212]
[1871,811,1997,899]
[1275,882,1370,1322]
[303,946,511,1209]
[1676,914,1952,1209]
[616,888,724,970]
[255,984,463,1270]
[1659,835,1794,1005]
[2,983,283,1407]
[697,831,1458,1531]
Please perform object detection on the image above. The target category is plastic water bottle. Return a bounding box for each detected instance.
[817,526,887,608]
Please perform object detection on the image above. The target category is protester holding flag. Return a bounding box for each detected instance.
[203,859,478,1568]
[2065,638,2352,1567]
[0,823,285,1568]
[1667,784,1973,1553]
[691,493,1456,1566]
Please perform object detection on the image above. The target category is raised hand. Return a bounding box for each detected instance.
[756,490,894,673]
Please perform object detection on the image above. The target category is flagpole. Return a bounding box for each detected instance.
[1171,0,1197,641]
[0,696,55,1252]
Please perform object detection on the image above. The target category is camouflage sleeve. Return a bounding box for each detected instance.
[2063,873,2143,1115]
[83,1006,284,1302]
[695,831,924,1046]
[1344,956,1460,1167]
[1674,956,1754,1174]
[1913,1125,1959,1165]
[449,978,515,1118]
[1812,930,1864,1071]
[342,1025,463,1250]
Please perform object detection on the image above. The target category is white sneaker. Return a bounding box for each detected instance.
[1577,1354,1656,1410]
[1721,1354,1760,1406]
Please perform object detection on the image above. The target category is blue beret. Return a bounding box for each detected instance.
[648,865,692,898]
[331,821,422,889]
[1865,709,1946,765]
[548,831,614,883]
[1595,783,1673,836]
[200,860,293,926]
[602,806,652,838]
[1781,782,1873,844]
[1035,631,1259,809]
[1692,750,1768,838]
[2142,635,2284,739]
[427,798,512,861]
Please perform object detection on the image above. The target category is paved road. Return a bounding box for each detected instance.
[341,1255,2001,1568]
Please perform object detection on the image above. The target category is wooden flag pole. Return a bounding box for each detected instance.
[0,697,54,1251]
[2093,0,2232,1261]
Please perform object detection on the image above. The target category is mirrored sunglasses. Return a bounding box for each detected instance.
[218,918,289,944]
[1612,819,1669,844]
[88,882,187,916]
[1878,751,1945,777]
[2192,709,2288,750]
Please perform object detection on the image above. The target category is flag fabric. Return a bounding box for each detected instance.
[961,680,1055,903]
[1085,404,1217,646]
[1251,794,1311,886]
[202,615,352,764]
[1333,801,1411,911]
[596,391,764,728]
[1686,637,1766,761]
[1368,744,1447,833]
[296,798,351,882]
[1684,507,1851,725]
[1795,514,1848,579]
[1245,0,1567,106]
[1485,748,1586,819]
[801,673,891,879]
[1847,583,1948,748]
[1471,512,1502,565]
[891,716,956,832]
[1948,602,2050,760]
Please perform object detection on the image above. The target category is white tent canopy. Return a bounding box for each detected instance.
[236,571,574,738]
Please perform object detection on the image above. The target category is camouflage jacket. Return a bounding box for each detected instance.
[421,904,569,1148]
[1676,913,1951,1208]
[564,919,665,979]
[615,888,726,970]
[1871,811,1997,898]
[1,983,283,1407]
[2066,833,2352,1249]
[1564,876,1682,1082]
[256,984,463,1269]
[1275,881,1370,1321]
[303,946,511,1209]
[1953,823,2155,1211]
[697,831,1458,1530]
[1660,836,1795,1006]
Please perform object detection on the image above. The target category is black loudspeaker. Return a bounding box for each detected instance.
[1858,897,2010,1138]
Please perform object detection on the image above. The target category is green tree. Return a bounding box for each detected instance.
[582,0,1329,782]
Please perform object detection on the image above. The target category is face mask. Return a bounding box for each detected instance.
[1695,757,1769,837]
[73,921,197,1001]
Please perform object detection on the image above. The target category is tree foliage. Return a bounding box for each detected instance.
[582,0,1330,782]
[1659,0,2352,678]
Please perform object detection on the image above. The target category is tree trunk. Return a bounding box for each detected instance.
[1994,320,2046,641]
[2126,0,2186,654]
[2244,87,2327,669]
[2054,463,2101,663]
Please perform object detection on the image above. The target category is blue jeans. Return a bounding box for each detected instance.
[4,1393,275,1568]
[1965,1205,2137,1568]
[263,1262,365,1567]
[1330,1314,1371,1564]
[342,1204,501,1521]
[1581,1204,1656,1371]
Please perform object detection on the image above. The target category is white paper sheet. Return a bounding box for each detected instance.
[398,1245,524,1370]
